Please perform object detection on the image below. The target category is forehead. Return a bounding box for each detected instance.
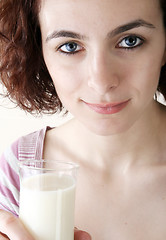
[38,0,161,16]
[38,0,163,36]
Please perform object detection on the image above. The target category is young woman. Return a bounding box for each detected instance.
[0,0,166,239]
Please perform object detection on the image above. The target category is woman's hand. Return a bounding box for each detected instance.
[74,227,92,240]
[0,209,34,240]
[0,210,91,240]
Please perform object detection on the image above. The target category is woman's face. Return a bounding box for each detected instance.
[39,0,166,135]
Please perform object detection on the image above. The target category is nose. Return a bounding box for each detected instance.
[87,53,119,95]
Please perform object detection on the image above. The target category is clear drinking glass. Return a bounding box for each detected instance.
[19,160,79,240]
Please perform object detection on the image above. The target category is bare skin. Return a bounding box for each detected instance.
[0,210,34,240]
[0,210,91,239]
[43,102,166,240]
[1,0,166,239]
[38,0,166,238]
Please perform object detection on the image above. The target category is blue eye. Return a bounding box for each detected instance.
[59,42,82,54]
[118,36,144,49]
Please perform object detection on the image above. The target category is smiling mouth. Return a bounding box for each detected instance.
[83,99,130,114]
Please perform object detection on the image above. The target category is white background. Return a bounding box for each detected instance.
[0,91,72,155]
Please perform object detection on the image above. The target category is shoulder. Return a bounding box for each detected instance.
[18,126,50,161]
[1,126,50,163]
[0,127,51,216]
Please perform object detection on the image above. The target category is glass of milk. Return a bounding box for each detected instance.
[19,160,79,240]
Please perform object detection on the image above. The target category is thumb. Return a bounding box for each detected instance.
[74,228,92,240]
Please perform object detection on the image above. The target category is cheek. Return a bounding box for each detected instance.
[44,57,83,94]
[124,55,162,96]
[54,69,82,94]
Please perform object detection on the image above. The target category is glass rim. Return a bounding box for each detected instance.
[18,159,79,171]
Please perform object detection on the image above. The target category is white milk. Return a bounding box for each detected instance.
[19,173,76,240]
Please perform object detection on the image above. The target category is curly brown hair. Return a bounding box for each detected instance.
[0,0,166,114]
[0,0,62,114]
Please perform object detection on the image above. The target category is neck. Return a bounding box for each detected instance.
[71,100,165,169]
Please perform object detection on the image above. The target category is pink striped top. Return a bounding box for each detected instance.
[0,127,47,217]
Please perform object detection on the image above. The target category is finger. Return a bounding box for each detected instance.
[0,210,34,240]
[0,232,9,240]
[74,228,92,240]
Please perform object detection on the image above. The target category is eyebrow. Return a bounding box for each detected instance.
[46,19,155,42]
[46,30,86,42]
[109,19,155,37]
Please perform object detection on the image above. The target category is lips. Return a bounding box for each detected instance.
[83,99,130,114]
